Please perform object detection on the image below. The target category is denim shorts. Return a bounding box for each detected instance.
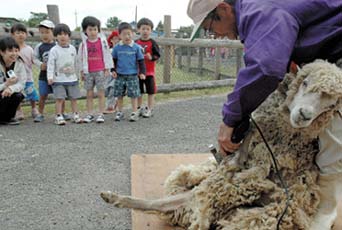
[114,74,141,98]
[24,82,39,101]
[39,80,53,97]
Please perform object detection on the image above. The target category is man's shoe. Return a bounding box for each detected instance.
[62,113,72,121]
[8,118,20,125]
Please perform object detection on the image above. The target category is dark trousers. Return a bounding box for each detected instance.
[0,92,24,122]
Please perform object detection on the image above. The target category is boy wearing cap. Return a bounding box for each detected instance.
[33,20,69,122]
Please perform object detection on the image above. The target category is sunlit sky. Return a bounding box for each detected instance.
[0,0,194,30]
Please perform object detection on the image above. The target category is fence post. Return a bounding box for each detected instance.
[198,47,205,76]
[186,47,191,72]
[163,15,172,84]
[214,47,221,80]
[47,5,60,24]
[177,48,182,69]
[236,48,243,76]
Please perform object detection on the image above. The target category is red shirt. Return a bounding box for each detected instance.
[135,38,160,77]
[87,38,105,72]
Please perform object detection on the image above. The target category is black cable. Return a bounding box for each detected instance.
[250,117,290,230]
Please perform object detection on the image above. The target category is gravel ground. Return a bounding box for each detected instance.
[0,95,226,230]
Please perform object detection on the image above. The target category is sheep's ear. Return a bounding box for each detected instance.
[278,73,295,95]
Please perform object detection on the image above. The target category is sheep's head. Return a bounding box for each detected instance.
[286,60,342,128]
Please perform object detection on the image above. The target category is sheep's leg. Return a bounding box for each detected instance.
[100,190,192,213]
[310,173,342,230]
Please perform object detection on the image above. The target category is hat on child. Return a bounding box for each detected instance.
[107,30,119,48]
[187,0,222,42]
[38,20,55,29]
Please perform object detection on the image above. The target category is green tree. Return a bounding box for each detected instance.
[156,21,164,33]
[27,12,48,27]
[106,16,121,29]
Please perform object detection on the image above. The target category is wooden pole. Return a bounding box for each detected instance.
[236,48,243,76]
[163,15,172,84]
[47,5,60,24]
[215,47,221,80]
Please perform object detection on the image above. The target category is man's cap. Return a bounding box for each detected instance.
[38,20,55,29]
[187,0,222,42]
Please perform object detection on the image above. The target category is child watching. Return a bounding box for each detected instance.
[136,18,160,118]
[78,16,113,123]
[33,20,69,122]
[47,23,82,125]
[112,22,146,122]
[104,30,119,114]
[10,23,39,120]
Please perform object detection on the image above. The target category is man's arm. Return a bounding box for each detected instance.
[223,9,300,127]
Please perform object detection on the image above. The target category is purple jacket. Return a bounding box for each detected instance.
[223,0,342,127]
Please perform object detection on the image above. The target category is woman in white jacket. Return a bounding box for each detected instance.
[0,36,26,125]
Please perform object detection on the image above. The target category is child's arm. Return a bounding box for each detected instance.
[77,42,85,80]
[103,38,114,71]
[150,39,161,61]
[47,48,56,85]
[33,43,43,68]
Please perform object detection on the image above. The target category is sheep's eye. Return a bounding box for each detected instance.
[302,80,308,88]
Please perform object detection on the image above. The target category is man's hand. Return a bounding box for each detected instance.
[218,122,241,157]
[1,87,13,97]
[139,74,146,80]
[48,79,54,85]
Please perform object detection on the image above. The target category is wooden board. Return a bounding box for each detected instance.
[131,153,342,230]
[131,153,211,230]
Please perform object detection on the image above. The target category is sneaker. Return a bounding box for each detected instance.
[8,118,20,125]
[73,113,82,124]
[31,108,39,118]
[62,113,72,121]
[15,110,25,120]
[129,112,139,122]
[55,115,66,126]
[137,107,145,117]
[114,111,124,121]
[83,114,95,123]
[96,114,105,123]
[34,114,44,123]
[142,108,153,118]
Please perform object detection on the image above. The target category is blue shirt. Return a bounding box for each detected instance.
[223,0,342,127]
[112,41,144,75]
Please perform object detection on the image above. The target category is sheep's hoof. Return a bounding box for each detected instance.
[100,191,124,207]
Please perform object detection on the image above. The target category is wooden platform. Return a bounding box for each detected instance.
[131,153,342,230]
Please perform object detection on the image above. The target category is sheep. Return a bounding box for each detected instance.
[101,59,342,230]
